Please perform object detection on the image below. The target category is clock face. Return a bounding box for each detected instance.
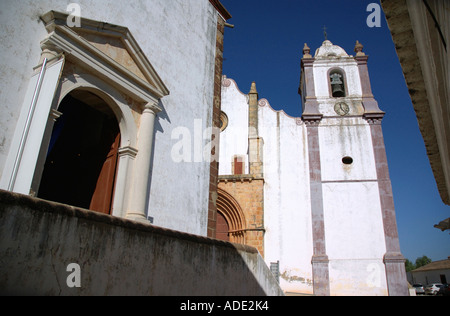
[334,102,350,116]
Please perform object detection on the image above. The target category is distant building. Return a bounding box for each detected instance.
[409,257,450,285]
[218,40,409,296]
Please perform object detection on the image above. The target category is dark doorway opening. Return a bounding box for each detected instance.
[38,91,120,215]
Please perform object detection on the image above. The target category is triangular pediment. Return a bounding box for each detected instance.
[75,29,150,84]
[40,11,169,101]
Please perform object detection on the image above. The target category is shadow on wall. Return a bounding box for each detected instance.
[0,190,283,296]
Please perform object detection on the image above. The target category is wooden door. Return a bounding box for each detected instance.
[216,211,230,242]
[89,132,120,215]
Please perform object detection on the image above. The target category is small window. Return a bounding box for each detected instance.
[342,156,353,165]
[233,156,244,175]
[330,71,346,98]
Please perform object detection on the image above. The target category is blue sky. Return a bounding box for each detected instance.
[220,0,449,262]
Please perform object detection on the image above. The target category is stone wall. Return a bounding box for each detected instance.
[0,190,283,296]
[218,177,265,256]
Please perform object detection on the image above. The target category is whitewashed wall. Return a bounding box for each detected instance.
[0,0,218,236]
[319,118,388,296]
[220,79,314,294]
[219,78,249,175]
[258,101,314,295]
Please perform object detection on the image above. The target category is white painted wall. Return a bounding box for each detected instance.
[219,78,249,175]
[317,102,388,294]
[319,118,377,182]
[258,101,314,295]
[220,79,314,294]
[0,0,219,236]
[322,181,388,296]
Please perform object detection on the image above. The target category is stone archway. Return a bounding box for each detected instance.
[216,188,246,244]
[38,90,121,215]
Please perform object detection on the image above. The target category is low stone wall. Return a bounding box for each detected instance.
[0,190,283,296]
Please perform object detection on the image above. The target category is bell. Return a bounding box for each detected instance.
[330,73,345,97]
[332,83,345,97]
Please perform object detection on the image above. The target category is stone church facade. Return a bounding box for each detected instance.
[218,40,408,296]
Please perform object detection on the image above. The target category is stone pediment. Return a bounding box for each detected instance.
[75,29,149,84]
[40,11,169,102]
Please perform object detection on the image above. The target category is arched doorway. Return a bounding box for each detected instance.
[37,90,121,215]
[216,188,246,244]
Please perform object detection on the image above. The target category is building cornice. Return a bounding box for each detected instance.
[209,0,232,21]
[381,0,450,204]
[219,174,264,184]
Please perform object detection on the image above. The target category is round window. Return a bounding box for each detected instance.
[219,111,229,132]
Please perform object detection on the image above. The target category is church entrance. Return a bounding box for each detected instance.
[37,90,121,215]
[216,211,230,242]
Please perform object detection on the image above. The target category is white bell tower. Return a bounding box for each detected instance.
[300,40,408,296]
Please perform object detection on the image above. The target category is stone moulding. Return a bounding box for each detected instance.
[40,11,170,105]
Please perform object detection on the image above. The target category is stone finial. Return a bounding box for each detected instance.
[249,81,258,94]
[303,43,312,58]
[354,40,365,56]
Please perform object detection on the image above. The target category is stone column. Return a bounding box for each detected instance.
[301,48,330,296]
[126,101,161,223]
[355,50,384,115]
[300,54,321,118]
[248,82,263,176]
[304,117,330,297]
[357,41,408,295]
[366,115,409,296]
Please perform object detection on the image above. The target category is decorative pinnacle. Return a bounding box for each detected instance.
[354,40,365,56]
[303,43,312,58]
[249,81,258,94]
